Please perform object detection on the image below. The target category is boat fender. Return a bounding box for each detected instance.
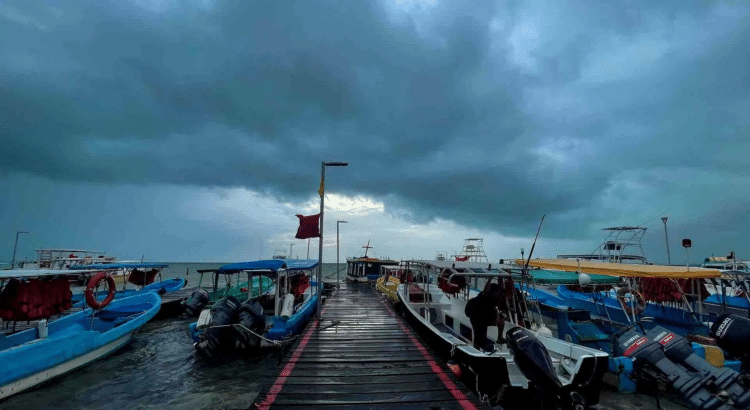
[84,272,116,310]
[616,287,646,315]
[280,293,294,318]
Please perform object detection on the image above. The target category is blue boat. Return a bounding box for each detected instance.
[188,259,320,358]
[0,268,160,399]
[68,263,185,311]
[515,261,750,409]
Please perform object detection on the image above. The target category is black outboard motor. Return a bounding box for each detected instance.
[182,288,209,317]
[648,325,750,409]
[506,327,588,409]
[613,328,731,410]
[711,314,750,371]
[235,299,266,350]
[195,296,241,359]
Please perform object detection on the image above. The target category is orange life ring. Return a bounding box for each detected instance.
[85,272,116,309]
[617,286,646,315]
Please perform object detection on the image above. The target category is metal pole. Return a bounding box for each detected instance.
[661,217,671,265]
[316,162,348,320]
[307,238,310,259]
[337,221,348,287]
[317,162,325,319]
[11,231,29,268]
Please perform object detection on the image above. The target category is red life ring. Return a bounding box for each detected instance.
[617,286,647,315]
[85,272,116,309]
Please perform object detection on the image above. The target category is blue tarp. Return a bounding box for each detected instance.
[68,263,168,270]
[217,259,319,274]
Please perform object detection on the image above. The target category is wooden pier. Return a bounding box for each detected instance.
[253,281,484,409]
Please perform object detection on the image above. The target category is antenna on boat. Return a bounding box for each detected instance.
[521,215,549,334]
[523,215,546,276]
[362,239,372,258]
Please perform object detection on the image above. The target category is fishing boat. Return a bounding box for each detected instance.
[346,241,399,282]
[188,259,319,358]
[396,260,609,409]
[181,266,274,317]
[0,268,160,400]
[451,238,489,262]
[557,226,649,264]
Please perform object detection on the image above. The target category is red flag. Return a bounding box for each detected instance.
[295,213,321,239]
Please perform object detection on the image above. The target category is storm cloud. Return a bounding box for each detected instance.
[1,1,749,262]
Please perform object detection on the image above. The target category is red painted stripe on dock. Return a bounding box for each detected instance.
[384,302,477,410]
[254,295,332,410]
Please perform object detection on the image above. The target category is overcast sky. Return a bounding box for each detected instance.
[1,1,748,264]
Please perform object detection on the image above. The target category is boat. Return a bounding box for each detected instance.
[14,249,118,270]
[557,226,649,264]
[188,259,319,358]
[517,260,750,409]
[451,238,489,262]
[0,268,160,400]
[375,264,416,304]
[396,260,609,409]
[181,266,274,317]
[346,241,399,282]
[68,263,185,314]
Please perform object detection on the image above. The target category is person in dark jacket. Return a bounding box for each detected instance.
[464,283,505,351]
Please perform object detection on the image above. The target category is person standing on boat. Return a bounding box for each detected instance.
[465,282,505,351]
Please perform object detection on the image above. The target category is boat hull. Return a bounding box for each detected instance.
[0,292,160,399]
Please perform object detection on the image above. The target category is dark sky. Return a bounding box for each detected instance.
[1,1,748,263]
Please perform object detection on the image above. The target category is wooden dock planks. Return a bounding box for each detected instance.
[253,281,485,409]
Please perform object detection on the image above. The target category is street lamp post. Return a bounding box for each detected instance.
[337,221,348,286]
[318,161,348,320]
[661,217,671,265]
[11,231,29,269]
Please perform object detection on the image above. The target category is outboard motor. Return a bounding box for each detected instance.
[648,326,750,408]
[182,288,209,317]
[506,327,570,406]
[195,296,241,359]
[235,299,266,350]
[614,328,731,410]
[711,314,750,370]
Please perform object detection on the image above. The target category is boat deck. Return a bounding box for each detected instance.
[252,281,484,409]
[0,307,86,335]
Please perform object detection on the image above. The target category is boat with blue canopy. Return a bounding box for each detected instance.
[188,259,319,358]
[0,268,160,400]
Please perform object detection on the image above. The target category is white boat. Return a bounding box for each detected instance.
[14,249,119,270]
[396,260,609,409]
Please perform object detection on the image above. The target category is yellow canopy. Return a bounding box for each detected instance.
[515,259,721,279]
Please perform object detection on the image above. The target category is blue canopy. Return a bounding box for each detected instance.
[217,259,319,274]
[68,263,168,270]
